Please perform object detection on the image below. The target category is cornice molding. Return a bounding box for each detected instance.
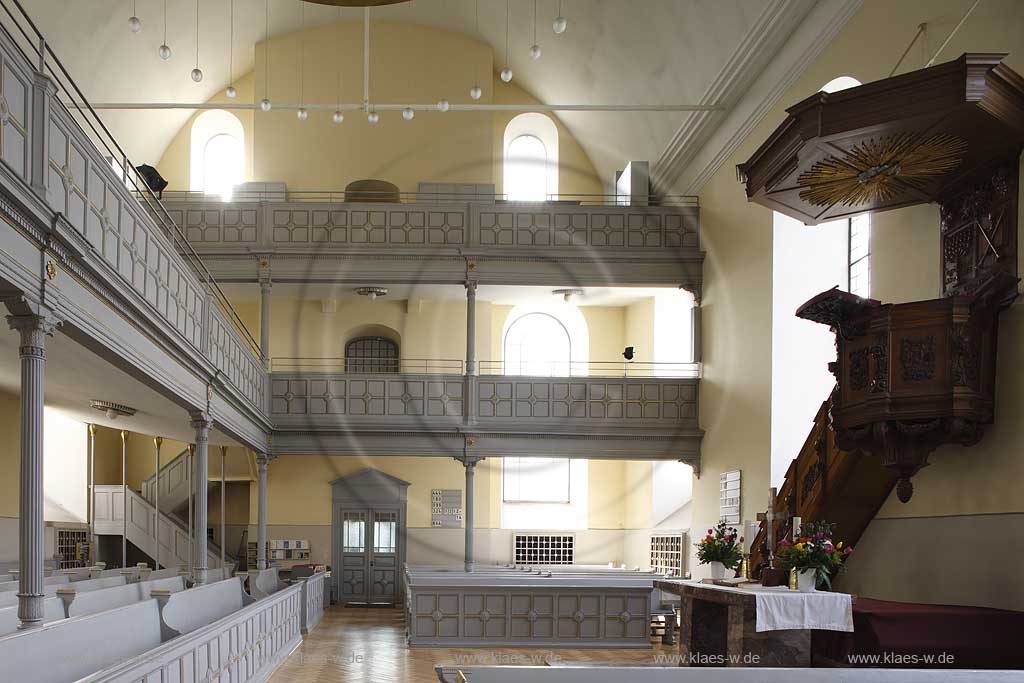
[654,0,863,195]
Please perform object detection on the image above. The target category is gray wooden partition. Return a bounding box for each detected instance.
[0,574,127,608]
[435,668,1024,683]
[405,567,654,648]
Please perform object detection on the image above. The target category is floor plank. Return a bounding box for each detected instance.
[270,606,677,682]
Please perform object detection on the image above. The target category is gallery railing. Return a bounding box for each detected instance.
[478,360,701,378]
[0,0,265,412]
[270,357,464,374]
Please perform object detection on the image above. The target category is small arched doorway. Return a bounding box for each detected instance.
[331,468,409,606]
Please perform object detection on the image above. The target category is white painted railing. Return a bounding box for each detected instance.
[295,570,327,634]
[79,581,303,683]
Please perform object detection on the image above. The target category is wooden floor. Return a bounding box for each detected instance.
[270,606,677,682]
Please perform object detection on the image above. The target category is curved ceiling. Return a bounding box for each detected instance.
[19,0,828,191]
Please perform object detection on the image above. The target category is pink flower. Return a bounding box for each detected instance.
[844,547,853,555]
[707,529,713,535]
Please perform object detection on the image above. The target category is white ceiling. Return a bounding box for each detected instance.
[0,325,240,447]
[220,282,682,307]
[18,0,816,191]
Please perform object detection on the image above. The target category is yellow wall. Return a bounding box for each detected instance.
[156,21,601,197]
[682,0,1024,580]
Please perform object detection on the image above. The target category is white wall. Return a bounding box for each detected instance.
[769,213,848,487]
[43,407,87,523]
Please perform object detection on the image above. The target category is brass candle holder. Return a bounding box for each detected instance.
[740,554,751,580]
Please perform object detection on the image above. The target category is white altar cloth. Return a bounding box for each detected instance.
[666,580,854,632]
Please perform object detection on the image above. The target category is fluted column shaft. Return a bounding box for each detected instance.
[259,281,272,366]
[8,314,56,629]
[190,411,212,585]
[256,453,269,570]
[457,455,482,573]
[465,280,478,425]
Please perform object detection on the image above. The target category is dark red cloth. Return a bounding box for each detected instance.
[813,597,1024,669]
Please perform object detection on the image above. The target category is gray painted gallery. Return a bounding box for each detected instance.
[0,1,1022,682]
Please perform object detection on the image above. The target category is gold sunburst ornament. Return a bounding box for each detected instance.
[798,132,967,207]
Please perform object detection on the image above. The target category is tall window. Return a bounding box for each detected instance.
[848,213,871,298]
[504,458,570,503]
[503,313,570,376]
[504,113,558,201]
[190,109,244,200]
[345,336,400,373]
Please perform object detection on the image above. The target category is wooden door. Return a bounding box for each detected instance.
[339,508,370,604]
[369,508,400,604]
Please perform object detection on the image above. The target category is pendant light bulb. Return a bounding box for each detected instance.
[297,108,308,121]
[529,44,542,60]
[437,99,450,113]
[190,68,203,83]
[469,85,482,100]
[500,68,513,83]
[553,16,567,34]
[368,111,380,124]
[225,85,237,99]
[402,107,415,121]
[332,111,344,124]
[158,44,172,60]
[129,16,142,33]
[260,98,272,112]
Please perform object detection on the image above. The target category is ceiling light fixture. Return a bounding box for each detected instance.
[367,110,379,124]
[333,110,345,124]
[128,1,142,33]
[225,0,236,97]
[553,0,567,35]
[469,0,482,100]
[529,0,541,60]
[158,0,171,60]
[402,106,415,120]
[260,0,272,111]
[356,286,388,300]
[190,0,203,82]
[552,288,583,302]
[90,400,138,421]
[501,0,513,83]
[437,99,450,113]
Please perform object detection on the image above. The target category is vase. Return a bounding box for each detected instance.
[797,568,817,592]
[708,561,726,580]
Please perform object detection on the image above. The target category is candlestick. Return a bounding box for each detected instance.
[792,516,802,541]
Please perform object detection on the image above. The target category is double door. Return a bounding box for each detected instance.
[338,507,401,605]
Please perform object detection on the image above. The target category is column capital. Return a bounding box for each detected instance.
[6,313,58,354]
[256,452,275,466]
[454,455,485,468]
[465,279,478,293]
[188,409,213,430]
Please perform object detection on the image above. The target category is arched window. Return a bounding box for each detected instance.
[190,109,244,200]
[345,336,400,373]
[501,302,588,376]
[821,75,862,93]
[504,113,558,201]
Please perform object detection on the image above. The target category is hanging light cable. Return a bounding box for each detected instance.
[365,7,378,123]
[553,0,567,35]
[333,6,344,123]
[469,0,482,99]
[529,0,541,60]
[190,0,203,82]
[260,0,272,111]
[158,0,171,60]
[297,1,307,120]
[129,0,142,33]
[226,0,236,97]
[500,0,513,82]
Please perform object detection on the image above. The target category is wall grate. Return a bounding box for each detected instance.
[650,532,685,576]
[512,533,574,565]
[56,528,89,569]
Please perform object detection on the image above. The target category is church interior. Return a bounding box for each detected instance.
[0,0,1021,681]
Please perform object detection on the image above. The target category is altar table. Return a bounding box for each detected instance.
[655,580,854,667]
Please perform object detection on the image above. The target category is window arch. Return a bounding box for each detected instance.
[501,302,588,376]
[504,113,558,201]
[190,109,244,200]
[821,75,861,93]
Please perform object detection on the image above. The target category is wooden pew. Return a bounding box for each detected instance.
[0,599,164,683]
[65,575,187,619]
[159,576,254,636]
[0,575,127,608]
[0,596,66,635]
[0,573,69,592]
[435,667,1024,683]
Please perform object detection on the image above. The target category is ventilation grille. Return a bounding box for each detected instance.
[513,533,574,565]
[57,528,89,569]
[650,532,684,576]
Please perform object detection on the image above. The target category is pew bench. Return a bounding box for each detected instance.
[0,575,127,608]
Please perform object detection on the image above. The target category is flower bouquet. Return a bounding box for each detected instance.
[695,521,743,579]
[775,520,853,591]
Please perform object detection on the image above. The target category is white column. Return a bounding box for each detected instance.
[189,411,212,585]
[220,445,227,569]
[259,280,272,367]
[187,444,194,574]
[88,424,96,558]
[7,313,57,629]
[465,280,478,424]
[120,430,128,568]
[256,453,270,570]
[153,436,162,570]
[457,454,482,573]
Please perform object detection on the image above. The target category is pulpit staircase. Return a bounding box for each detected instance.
[749,388,899,577]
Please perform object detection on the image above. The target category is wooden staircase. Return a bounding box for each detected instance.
[750,388,899,577]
